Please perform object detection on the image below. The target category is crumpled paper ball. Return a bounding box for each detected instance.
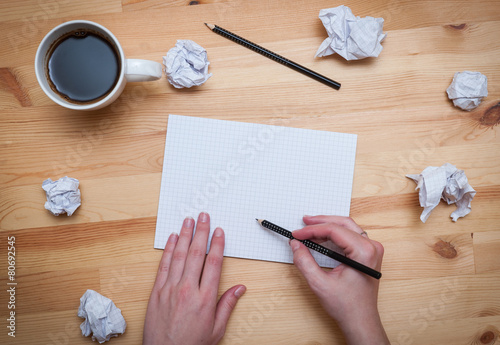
[78,290,126,343]
[446,71,488,111]
[406,163,476,223]
[163,39,212,88]
[315,5,387,60]
[42,176,81,216]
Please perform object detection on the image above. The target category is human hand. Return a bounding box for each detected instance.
[143,212,246,345]
[290,215,389,345]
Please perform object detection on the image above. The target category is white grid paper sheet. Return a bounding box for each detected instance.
[154,115,357,268]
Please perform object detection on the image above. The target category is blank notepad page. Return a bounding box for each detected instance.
[155,115,357,268]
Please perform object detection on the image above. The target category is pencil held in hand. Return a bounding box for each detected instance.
[205,23,341,90]
[257,219,382,279]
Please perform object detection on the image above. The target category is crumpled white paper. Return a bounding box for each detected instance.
[42,176,81,216]
[406,163,476,223]
[163,39,212,88]
[78,290,126,343]
[315,5,387,60]
[446,71,488,111]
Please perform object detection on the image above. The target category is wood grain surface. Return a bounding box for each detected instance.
[1,0,499,344]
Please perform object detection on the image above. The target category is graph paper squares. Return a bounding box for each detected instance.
[154,115,357,268]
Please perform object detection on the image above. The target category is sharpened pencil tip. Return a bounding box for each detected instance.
[205,23,215,30]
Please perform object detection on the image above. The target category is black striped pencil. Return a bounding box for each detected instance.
[205,23,341,90]
[257,219,381,279]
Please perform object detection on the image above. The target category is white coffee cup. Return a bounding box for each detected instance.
[35,20,162,110]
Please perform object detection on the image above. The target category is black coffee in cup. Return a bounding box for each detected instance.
[46,29,121,104]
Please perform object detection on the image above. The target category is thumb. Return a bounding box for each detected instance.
[290,240,327,289]
[214,285,246,335]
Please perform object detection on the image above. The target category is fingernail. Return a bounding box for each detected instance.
[290,239,300,251]
[199,212,209,223]
[214,227,223,237]
[183,217,194,227]
[169,233,178,244]
[234,285,246,298]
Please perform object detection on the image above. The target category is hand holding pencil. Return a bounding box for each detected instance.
[290,215,390,345]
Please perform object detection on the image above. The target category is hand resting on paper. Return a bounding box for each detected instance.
[143,213,388,345]
[290,215,390,345]
[143,212,246,345]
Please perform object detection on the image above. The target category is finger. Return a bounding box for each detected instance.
[200,227,225,294]
[213,285,246,338]
[293,223,371,257]
[167,217,195,285]
[152,232,179,291]
[289,240,328,291]
[182,212,211,284]
[303,215,363,234]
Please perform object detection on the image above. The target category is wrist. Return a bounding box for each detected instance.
[337,307,389,345]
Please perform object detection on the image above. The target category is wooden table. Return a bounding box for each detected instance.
[1,0,499,344]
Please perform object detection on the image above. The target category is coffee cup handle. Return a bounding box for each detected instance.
[125,59,163,82]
